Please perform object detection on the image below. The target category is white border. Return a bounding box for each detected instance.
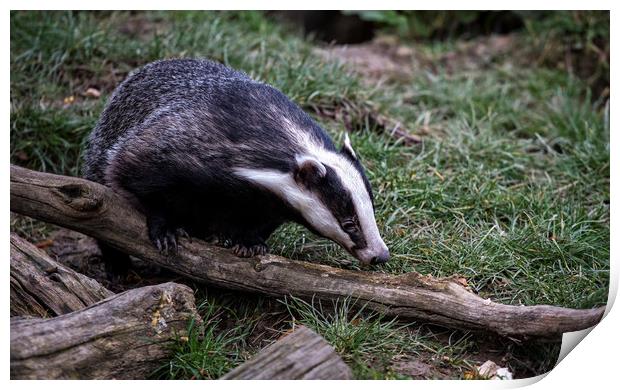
[5,2,617,388]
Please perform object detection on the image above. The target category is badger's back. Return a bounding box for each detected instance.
[83,58,334,183]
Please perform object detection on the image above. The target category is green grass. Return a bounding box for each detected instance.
[10,10,609,379]
[152,297,253,379]
[283,296,450,379]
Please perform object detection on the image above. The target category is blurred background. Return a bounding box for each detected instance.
[274,11,609,98]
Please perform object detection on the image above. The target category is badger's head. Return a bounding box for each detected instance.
[234,133,390,265]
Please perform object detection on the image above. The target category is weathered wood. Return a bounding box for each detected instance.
[221,326,352,379]
[10,282,199,379]
[10,233,113,317]
[10,165,605,338]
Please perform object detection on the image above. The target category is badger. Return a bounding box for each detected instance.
[83,58,390,266]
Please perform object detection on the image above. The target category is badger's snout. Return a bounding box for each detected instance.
[354,243,390,265]
[370,248,390,265]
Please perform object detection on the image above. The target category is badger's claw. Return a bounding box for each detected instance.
[152,232,177,255]
[231,242,269,258]
[218,236,234,248]
[147,215,185,255]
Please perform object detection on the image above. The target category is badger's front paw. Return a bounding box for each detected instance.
[231,242,268,257]
[147,214,186,255]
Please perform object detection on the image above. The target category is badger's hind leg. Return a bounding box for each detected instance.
[98,240,132,277]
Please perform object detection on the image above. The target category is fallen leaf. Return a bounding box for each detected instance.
[395,46,414,57]
[35,239,54,249]
[85,87,101,98]
[477,360,513,380]
[478,360,499,378]
[463,370,477,380]
[454,276,469,287]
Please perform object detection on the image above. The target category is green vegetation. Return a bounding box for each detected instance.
[11,11,609,379]
[153,297,253,379]
[284,296,444,379]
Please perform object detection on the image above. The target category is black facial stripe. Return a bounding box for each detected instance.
[312,165,368,250]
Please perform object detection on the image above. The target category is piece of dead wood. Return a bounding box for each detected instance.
[10,165,605,338]
[10,233,114,317]
[10,282,198,379]
[221,325,352,379]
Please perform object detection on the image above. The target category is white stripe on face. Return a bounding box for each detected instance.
[232,167,355,250]
[306,147,389,263]
[242,108,388,263]
[233,149,388,264]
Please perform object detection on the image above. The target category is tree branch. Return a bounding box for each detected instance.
[10,164,605,338]
[10,233,113,317]
[10,282,199,379]
[221,326,352,379]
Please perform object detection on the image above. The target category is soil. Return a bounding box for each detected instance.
[314,34,519,83]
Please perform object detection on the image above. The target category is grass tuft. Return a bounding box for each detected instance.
[152,298,253,379]
[284,296,438,379]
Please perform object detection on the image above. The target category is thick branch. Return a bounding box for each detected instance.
[10,233,113,317]
[10,165,605,338]
[221,326,352,379]
[10,282,199,379]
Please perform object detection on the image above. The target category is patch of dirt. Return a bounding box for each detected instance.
[390,359,434,378]
[387,325,560,380]
[434,34,517,73]
[315,34,519,83]
[314,35,420,82]
[313,34,520,145]
[116,13,169,41]
[66,63,132,95]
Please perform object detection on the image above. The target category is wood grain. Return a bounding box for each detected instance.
[221,326,352,379]
[10,282,199,379]
[10,233,113,317]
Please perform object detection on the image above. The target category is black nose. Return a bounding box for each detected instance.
[370,249,390,265]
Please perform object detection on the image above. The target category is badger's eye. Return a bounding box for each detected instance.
[341,220,358,234]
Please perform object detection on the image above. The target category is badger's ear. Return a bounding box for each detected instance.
[341,132,357,160]
[295,156,326,187]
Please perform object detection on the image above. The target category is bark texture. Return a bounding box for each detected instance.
[10,282,199,379]
[10,233,113,317]
[10,165,605,338]
[221,326,352,379]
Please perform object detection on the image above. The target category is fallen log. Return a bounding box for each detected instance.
[10,165,605,338]
[10,282,199,379]
[221,326,352,379]
[10,233,113,317]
